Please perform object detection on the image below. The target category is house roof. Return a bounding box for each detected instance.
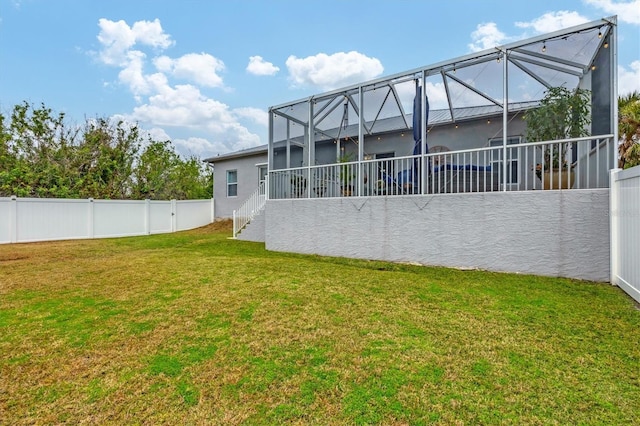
[204,144,267,164]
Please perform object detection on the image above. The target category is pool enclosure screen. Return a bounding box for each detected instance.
[267,17,617,198]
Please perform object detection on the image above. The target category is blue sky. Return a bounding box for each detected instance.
[0,0,638,158]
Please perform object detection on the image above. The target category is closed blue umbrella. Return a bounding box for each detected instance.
[412,83,430,192]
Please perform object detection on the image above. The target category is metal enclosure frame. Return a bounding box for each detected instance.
[267,16,618,198]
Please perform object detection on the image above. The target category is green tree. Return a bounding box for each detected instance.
[618,91,640,169]
[133,140,178,200]
[1,102,78,197]
[0,101,212,199]
[524,87,591,172]
[132,140,212,200]
[172,155,212,199]
[75,118,140,199]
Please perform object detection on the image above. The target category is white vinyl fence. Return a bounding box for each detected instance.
[0,197,214,244]
[610,166,640,303]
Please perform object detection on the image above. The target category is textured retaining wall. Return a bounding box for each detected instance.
[265,190,610,282]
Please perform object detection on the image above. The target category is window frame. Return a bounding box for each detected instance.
[257,164,268,184]
[226,169,238,197]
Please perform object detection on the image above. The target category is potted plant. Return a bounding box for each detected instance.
[524,86,591,189]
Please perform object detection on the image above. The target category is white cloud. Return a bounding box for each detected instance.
[131,84,231,127]
[468,22,509,52]
[95,18,261,157]
[619,60,640,95]
[424,81,452,110]
[131,19,174,48]
[127,83,260,154]
[154,53,225,87]
[286,51,383,91]
[117,50,151,99]
[469,11,591,54]
[234,107,268,127]
[247,56,280,76]
[145,129,235,158]
[146,127,172,142]
[97,18,173,66]
[584,0,640,25]
[174,137,231,157]
[515,11,589,33]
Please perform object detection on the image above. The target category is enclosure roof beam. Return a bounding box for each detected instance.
[444,54,499,74]
[345,93,372,135]
[511,47,586,70]
[508,57,553,89]
[441,70,455,123]
[314,96,344,127]
[272,109,307,128]
[509,53,585,77]
[445,72,503,107]
[269,16,615,110]
[369,87,393,133]
[389,82,410,129]
[503,18,615,53]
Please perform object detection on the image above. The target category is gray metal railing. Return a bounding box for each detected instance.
[269,135,615,199]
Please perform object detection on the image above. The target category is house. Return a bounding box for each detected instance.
[205,145,267,220]
[209,17,618,282]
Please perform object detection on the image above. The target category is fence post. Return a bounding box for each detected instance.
[145,199,151,235]
[88,198,95,239]
[171,199,177,233]
[10,195,17,243]
[609,168,619,285]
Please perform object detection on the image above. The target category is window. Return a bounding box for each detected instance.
[226,170,238,197]
[258,165,267,184]
[375,152,395,181]
[489,137,521,187]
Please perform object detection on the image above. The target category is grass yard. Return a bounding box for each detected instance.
[1,222,639,425]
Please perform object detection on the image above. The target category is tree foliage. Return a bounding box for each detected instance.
[524,87,591,171]
[0,101,212,199]
[524,87,592,143]
[618,91,640,169]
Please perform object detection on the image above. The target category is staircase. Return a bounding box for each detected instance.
[232,181,266,239]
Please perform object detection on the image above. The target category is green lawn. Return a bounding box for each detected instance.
[1,222,639,425]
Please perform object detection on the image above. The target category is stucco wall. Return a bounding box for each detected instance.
[213,153,267,218]
[337,114,528,160]
[237,210,265,242]
[265,190,610,282]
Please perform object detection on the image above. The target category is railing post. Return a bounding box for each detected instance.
[232,210,237,238]
[502,48,508,192]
